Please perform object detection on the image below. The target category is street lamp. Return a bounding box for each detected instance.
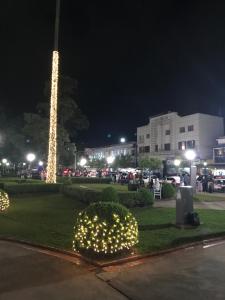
[184,150,196,191]
[26,153,36,163]
[184,150,196,161]
[120,137,126,143]
[79,158,87,167]
[2,159,7,164]
[106,156,115,164]
[38,161,44,166]
[174,159,181,167]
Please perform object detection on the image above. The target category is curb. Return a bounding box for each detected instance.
[1,234,225,268]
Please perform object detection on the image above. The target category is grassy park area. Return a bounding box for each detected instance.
[1,192,225,254]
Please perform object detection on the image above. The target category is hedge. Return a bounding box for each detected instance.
[3,183,62,194]
[57,176,112,184]
[161,183,176,199]
[63,185,153,208]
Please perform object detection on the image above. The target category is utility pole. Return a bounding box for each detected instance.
[46,0,61,183]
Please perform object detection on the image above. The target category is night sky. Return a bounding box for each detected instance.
[1,0,225,147]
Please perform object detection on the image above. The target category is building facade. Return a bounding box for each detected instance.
[213,137,225,164]
[137,112,224,161]
[85,142,137,161]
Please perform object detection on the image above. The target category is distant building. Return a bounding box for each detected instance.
[137,112,224,161]
[213,136,225,164]
[85,142,137,162]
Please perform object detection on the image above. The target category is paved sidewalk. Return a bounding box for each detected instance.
[1,240,225,299]
[0,241,126,300]
[99,240,225,300]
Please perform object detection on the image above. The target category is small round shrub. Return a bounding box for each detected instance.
[101,186,119,202]
[162,183,176,199]
[0,190,10,211]
[136,188,154,206]
[73,202,138,255]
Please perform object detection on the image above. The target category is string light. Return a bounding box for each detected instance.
[0,190,10,211]
[73,208,139,255]
[46,50,59,183]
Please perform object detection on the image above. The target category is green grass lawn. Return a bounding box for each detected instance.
[1,193,225,255]
[194,193,225,202]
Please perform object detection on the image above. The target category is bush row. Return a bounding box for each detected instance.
[161,183,176,199]
[57,176,112,184]
[3,183,62,194]
[63,185,154,208]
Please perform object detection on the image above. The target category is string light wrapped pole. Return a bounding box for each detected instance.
[46,0,61,183]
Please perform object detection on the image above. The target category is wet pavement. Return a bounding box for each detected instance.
[99,240,225,300]
[0,241,126,300]
[1,240,225,299]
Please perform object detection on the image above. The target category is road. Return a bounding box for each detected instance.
[1,240,225,299]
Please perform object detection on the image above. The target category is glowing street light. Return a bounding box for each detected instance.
[184,150,196,161]
[79,158,87,167]
[107,156,115,164]
[38,161,44,166]
[174,159,181,167]
[203,161,207,167]
[120,137,126,143]
[2,159,7,164]
[26,153,36,162]
[184,150,196,191]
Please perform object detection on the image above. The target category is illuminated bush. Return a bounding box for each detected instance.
[0,190,10,211]
[73,202,138,255]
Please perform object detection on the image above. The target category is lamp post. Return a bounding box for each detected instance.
[203,161,208,175]
[46,0,61,183]
[184,150,196,192]
[174,159,181,167]
[79,158,87,167]
[2,159,7,175]
[26,153,36,173]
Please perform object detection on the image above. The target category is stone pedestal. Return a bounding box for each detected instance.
[176,186,193,225]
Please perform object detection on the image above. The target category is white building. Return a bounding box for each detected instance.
[213,136,225,164]
[85,142,136,161]
[137,112,224,161]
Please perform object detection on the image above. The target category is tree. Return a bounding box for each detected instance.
[113,154,134,169]
[0,108,25,163]
[37,75,89,140]
[89,158,106,169]
[23,75,89,165]
[139,157,162,171]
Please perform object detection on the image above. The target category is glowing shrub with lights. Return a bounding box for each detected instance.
[73,202,138,255]
[0,190,10,211]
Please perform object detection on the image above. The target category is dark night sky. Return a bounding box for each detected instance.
[1,0,225,146]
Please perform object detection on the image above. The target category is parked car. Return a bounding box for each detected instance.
[213,179,225,192]
[165,176,181,186]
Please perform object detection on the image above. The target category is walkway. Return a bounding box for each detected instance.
[1,239,225,299]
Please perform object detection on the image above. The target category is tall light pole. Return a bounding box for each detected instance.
[46,0,61,183]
